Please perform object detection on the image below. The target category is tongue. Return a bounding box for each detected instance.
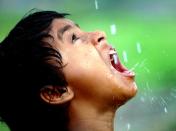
[111,55,135,77]
[112,59,126,72]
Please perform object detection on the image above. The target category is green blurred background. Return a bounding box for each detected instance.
[0,0,176,130]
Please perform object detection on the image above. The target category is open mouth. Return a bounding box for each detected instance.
[109,49,135,78]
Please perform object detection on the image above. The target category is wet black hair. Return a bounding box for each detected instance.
[0,10,70,131]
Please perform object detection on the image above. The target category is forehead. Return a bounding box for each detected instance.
[51,18,76,29]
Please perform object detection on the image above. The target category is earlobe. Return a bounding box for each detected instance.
[40,85,74,105]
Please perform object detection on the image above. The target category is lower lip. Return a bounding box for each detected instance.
[111,66,135,78]
[121,70,135,78]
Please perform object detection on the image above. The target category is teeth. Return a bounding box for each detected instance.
[109,49,118,64]
[109,50,116,54]
[113,54,118,64]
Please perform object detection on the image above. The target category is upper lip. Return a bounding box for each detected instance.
[109,49,117,55]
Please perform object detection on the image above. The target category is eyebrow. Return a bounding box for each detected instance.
[57,24,80,40]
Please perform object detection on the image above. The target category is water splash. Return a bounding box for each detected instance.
[136,42,142,54]
[129,59,147,72]
[139,59,147,68]
[110,24,117,35]
[122,50,128,63]
[95,0,99,10]
[129,58,150,73]
[129,62,139,71]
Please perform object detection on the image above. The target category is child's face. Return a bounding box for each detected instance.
[48,18,137,108]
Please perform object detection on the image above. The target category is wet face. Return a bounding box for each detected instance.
[48,18,137,109]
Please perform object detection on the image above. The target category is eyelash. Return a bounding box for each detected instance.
[72,34,79,43]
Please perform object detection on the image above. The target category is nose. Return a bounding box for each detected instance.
[90,31,107,45]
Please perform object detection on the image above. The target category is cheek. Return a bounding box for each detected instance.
[63,54,100,86]
[63,45,102,77]
[62,46,106,88]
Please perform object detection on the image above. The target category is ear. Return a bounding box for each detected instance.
[40,85,74,105]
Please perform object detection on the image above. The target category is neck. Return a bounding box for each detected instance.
[68,100,117,131]
[69,114,115,131]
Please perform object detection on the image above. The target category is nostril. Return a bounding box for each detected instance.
[98,36,105,43]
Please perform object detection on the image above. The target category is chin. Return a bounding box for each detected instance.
[124,82,137,99]
[109,76,138,107]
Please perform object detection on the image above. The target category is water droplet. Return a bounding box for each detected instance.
[136,42,142,54]
[110,24,117,35]
[146,82,152,93]
[95,0,99,10]
[122,50,128,63]
[107,73,113,79]
[144,67,150,73]
[140,96,145,102]
[127,123,131,130]
[150,97,155,104]
[160,96,167,106]
[171,87,176,92]
[119,116,123,120]
[164,107,168,113]
[170,92,176,98]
